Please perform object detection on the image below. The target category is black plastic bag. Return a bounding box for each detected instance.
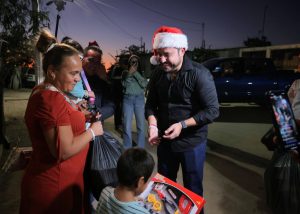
[86,131,124,199]
[264,150,300,214]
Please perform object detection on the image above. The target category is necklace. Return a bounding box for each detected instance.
[47,84,78,109]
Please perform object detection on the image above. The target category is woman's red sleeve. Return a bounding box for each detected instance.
[35,91,71,130]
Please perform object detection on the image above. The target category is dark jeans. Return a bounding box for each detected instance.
[157,141,207,213]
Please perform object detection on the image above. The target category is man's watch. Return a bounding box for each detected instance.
[180,121,187,129]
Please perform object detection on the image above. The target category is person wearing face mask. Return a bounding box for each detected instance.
[145,26,219,214]
[20,29,103,213]
[121,55,148,149]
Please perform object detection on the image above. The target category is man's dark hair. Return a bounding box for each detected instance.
[117,148,155,188]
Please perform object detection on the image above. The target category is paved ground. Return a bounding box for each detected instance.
[0,89,273,214]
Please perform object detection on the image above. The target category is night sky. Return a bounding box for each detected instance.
[43,0,300,67]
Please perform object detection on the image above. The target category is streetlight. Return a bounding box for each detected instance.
[46,0,74,38]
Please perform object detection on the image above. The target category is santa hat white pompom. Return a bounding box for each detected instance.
[150,55,159,65]
[150,26,188,65]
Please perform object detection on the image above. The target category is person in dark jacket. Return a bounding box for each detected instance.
[82,42,115,121]
[145,26,219,213]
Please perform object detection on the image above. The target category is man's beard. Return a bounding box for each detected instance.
[159,62,177,72]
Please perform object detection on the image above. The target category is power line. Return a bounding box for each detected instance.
[91,1,140,41]
[92,0,118,10]
[127,0,202,25]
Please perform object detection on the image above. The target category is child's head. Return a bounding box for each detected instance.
[117,148,155,194]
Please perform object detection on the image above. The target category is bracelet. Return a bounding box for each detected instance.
[149,125,158,130]
[88,128,95,141]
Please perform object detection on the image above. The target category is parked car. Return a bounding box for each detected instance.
[202,57,300,104]
[22,67,36,88]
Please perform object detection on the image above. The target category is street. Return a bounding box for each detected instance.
[0,89,273,214]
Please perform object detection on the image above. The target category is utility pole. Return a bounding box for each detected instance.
[55,14,61,38]
[46,0,74,38]
[261,5,268,39]
[32,0,44,85]
[0,39,9,149]
[140,37,145,53]
[201,22,206,49]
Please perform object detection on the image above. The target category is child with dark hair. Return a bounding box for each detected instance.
[96,148,155,214]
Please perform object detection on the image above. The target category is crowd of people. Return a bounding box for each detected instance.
[19,26,220,214]
[17,22,300,214]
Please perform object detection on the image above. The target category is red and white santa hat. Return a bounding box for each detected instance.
[150,26,188,65]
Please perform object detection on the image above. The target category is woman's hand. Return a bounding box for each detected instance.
[90,112,101,123]
[78,100,87,111]
[78,100,93,121]
[90,120,103,136]
[128,62,138,74]
[88,90,95,99]
[289,150,300,163]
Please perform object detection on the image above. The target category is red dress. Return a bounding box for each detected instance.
[20,86,89,214]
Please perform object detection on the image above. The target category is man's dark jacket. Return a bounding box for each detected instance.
[145,55,219,152]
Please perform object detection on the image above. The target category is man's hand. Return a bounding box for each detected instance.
[148,126,160,146]
[162,122,182,140]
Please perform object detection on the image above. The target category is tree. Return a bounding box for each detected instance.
[0,0,49,148]
[120,44,142,56]
[244,36,272,47]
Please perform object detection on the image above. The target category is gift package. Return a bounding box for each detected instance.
[139,173,205,214]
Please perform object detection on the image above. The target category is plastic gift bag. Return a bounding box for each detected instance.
[264,149,300,214]
[86,131,124,199]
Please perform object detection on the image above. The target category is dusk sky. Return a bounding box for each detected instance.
[42,0,300,68]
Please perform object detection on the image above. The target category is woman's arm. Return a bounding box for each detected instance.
[43,121,103,160]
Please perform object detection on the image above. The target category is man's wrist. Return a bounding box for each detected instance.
[149,124,158,130]
[180,121,187,129]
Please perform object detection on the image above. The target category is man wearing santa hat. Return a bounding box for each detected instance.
[145,26,219,210]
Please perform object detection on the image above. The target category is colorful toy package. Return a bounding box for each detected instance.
[139,173,205,214]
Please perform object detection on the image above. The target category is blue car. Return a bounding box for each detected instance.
[202,57,300,103]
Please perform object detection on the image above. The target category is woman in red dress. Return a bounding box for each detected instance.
[19,29,103,214]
